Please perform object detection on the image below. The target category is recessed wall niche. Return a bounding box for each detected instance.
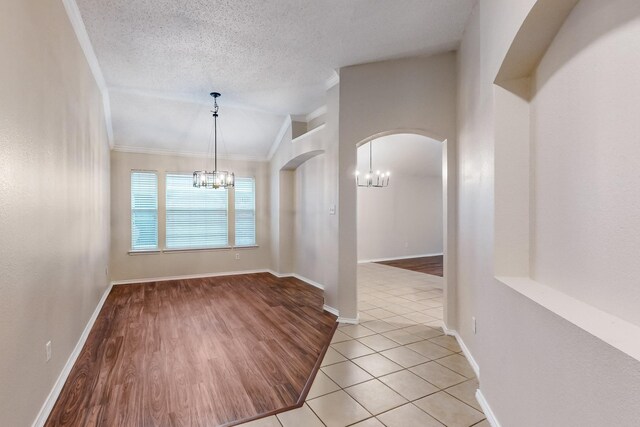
[493,0,640,361]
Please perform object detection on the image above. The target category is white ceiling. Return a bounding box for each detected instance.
[76,0,474,158]
[357,134,442,178]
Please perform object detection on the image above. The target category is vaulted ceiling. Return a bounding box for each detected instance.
[76,0,475,159]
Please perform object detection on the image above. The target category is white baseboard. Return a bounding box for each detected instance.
[322,304,360,323]
[442,324,500,425]
[358,252,443,264]
[112,269,327,293]
[338,314,359,324]
[290,273,324,290]
[111,269,273,285]
[32,282,113,427]
[476,389,502,427]
[268,270,294,278]
[322,305,359,324]
[442,323,480,379]
[267,271,325,291]
[323,304,339,316]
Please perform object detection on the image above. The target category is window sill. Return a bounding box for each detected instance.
[128,245,260,255]
[128,249,161,255]
[162,246,233,254]
[496,276,640,362]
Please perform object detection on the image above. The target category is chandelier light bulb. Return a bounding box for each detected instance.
[355,140,390,188]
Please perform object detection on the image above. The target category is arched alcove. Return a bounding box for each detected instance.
[494,0,640,361]
[274,149,327,281]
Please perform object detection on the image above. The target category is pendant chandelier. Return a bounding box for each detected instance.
[355,139,390,187]
[193,92,235,189]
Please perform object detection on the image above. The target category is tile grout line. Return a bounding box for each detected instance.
[309,332,484,425]
[316,358,482,412]
[269,265,484,427]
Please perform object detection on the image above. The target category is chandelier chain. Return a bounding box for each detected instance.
[192,92,235,189]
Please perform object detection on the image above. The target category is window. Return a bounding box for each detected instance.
[235,177,256,246]
[131,171,158,250]
[166,173,228,249]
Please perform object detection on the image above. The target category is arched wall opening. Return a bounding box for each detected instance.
[275,148,327,277]
[356,133,444,268]
[336,53,458,327]
[272,144,340,310]
[355,131,446,321]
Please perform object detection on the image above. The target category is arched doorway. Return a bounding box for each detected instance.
[354,129,453,330]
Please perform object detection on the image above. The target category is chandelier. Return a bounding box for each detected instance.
[193,92,235,189]
[355,139,390,187]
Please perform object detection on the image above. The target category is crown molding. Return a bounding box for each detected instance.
[60,1,337,152]
[112,145,268,162]
[61,0,114,148]
[291,105,326,124]
[325,71,340,90]
[306,105,327,122]
[267,115,292,161]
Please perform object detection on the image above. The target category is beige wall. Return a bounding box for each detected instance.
[457,0,640,425]
[269,84,340,311]
[278,169,295,274]
[0,1,111,425]
[8,2,640,426]
[110,151,270,281]
[338,53,458,320]
[358,173,443,262]
[319,85,341,309]
[294,155,326,283]
[531,0,640,326]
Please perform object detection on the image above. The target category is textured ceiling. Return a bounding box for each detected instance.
[109,89,284,159]
[357,134,442,178]
[76,0,474,158]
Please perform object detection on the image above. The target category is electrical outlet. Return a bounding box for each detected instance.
[329,205,336,215]
[472,316,477,334]
[105,267,109,277]
[46,341,52,362]
[235,253,240,260]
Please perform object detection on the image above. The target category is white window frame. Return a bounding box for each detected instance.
[130,170,159,252]
[234,177,257,247]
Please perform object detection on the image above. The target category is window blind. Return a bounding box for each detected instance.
[131,171,158,250]
[166,173,228,249]
[235,177,256,246]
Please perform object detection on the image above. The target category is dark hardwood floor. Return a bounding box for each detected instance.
[376,255,444,277]
[46,273,337,427]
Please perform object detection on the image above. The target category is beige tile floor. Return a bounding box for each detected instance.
[242,263,486,427]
